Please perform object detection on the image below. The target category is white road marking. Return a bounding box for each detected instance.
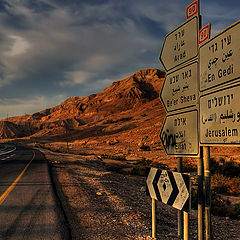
[0,154,16,161]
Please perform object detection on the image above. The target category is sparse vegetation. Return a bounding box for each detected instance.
[189,157,240,219]
[182,160,197,173]
[212,174,240,196]
[100,154,126,161]
[210,157,240,196]
[103,117,133,125]
[210,157,240,178]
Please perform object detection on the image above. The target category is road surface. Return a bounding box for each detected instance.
[0,145,70,239]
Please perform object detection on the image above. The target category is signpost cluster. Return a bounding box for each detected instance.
[146,0,240,239]
[159,11,200,157]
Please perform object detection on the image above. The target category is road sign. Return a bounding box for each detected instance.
[146,167,158,200]
[160,61,199,112]
[146,168,190,212]
[160,16,199,72]
[199,23,211,45]
[200,83,240,145]
[160,110,199,156]
[200,19,240,92]
[186,0,199,20]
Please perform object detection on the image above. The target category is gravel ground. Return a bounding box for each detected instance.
[39,149,240,240]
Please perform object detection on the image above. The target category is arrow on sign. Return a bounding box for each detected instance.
[157,170,179,206]
[172,172,190,210]
[159,16,199,72]
[146,168,158,200]
[160,61,199,112]
[159,110,199,156]
[146,168,190,211]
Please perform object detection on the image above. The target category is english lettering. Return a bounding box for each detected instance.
[174,50,186,62]
[218,64,234,78]
[205,127,238,138]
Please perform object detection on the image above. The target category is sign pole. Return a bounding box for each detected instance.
[203,146,212,240]
[146,168,191,238]
[152,198,156,239]
[198,146,204,240]
[184,211,189,240]
[177,157,183,239]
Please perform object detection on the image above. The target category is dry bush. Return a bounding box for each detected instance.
[212,174,240,195]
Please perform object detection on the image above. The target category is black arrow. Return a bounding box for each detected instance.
[167,171,179,206]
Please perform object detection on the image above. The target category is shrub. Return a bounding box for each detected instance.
[234,201,240,219]
[212,174,240,195]
[212,174,230,194]
[183,161,197,173]
[228,177,240,195]
[210,158,240,178]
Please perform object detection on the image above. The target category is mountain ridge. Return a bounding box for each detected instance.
[0,68,165,139]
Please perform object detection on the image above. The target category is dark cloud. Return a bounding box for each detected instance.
[0,0,239,119]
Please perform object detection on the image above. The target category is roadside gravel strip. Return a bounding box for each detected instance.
[39,148,240,240]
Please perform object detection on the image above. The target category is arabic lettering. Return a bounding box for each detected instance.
[172,86,180,96]
[182,84,189,92]
[208,57,219,70]
[202,113,217,125]
[220,109,240,123]
[174,40,185,51]
[202,111,240,125]
[222,49,233,63]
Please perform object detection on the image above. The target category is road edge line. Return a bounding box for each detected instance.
[0,150,35,205]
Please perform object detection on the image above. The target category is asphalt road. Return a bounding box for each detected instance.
[0,145,71,240]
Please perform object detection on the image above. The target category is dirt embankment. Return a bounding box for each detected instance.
[40,148,240,240]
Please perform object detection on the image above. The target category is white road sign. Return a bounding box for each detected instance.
[172,172,190,210]
[146,168,158,200]
[160,61,199,112]
[200,83,240,145]
[160,110,199,156]
[200,19,240,91]
[146,168,190,212]
[160,16,199,72]
[157,170,173,204]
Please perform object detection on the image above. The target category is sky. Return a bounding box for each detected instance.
[0,0,239,120]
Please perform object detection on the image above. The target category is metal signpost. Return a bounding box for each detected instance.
[158,2,199,239]
[149,0,240,239]
[146,167,191,239]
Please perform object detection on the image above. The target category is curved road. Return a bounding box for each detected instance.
[0,145,70,239]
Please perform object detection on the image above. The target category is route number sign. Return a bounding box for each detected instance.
[199,23,211,45]
[186,0,199,20]
[200,19,240,91]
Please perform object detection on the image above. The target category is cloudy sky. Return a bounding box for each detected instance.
[0,0,239,120]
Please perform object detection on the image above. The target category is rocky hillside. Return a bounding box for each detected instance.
[0,69,165,139]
